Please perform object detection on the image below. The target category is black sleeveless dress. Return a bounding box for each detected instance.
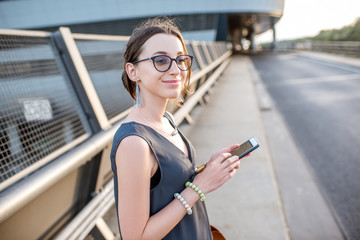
[110,113,212,239]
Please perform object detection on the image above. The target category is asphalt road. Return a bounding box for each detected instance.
[250,52,360,240]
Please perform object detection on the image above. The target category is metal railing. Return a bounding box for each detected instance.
[0,27,232,239]
[275,40,360,58]
[305,41,360,58]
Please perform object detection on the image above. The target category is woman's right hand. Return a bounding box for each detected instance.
[192,144,240,194]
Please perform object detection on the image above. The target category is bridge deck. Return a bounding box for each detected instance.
[106,52,360,239]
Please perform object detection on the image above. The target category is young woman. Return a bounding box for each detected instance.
[110,17,241,240]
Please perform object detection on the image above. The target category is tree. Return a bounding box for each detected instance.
[312,18,360,41]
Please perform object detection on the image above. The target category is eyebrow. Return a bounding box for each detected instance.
[152,51,184,56]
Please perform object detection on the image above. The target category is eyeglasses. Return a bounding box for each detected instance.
[132,54,193,72]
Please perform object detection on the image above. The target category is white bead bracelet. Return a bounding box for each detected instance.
[174,193,192,215]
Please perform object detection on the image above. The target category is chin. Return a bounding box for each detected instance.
[166,90,182,99]
[167,95,180,100]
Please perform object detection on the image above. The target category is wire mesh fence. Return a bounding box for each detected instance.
[74,38,134,121]
[0,32,91,188]
[0,27,230,192]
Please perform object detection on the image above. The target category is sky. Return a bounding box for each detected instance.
[256,0,360,43]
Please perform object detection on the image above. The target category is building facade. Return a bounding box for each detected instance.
[0,0,285,48]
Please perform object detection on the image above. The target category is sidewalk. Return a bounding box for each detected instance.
[180,55,290,240]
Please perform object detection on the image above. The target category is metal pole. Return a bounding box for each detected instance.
[272,21,277,51]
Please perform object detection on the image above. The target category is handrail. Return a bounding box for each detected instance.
[0,28,51,37]
[72,33,130,41]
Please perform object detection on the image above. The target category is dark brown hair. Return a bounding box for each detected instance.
[122,17,191,101]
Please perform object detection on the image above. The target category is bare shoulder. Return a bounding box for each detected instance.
[115,135,154,171]
[116,135,150,159]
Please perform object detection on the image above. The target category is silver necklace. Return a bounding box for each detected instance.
[136,109,178,136]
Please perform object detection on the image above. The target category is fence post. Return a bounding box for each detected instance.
[52,27,111,132]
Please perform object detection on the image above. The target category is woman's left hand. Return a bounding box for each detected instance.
[192,144,241,194]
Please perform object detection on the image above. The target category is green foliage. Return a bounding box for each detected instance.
[313,18,360,41]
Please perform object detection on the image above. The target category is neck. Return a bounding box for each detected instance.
[135,100,168,124]
[135,104,178,136]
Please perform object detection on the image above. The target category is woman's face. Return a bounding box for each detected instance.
[135,33,187,104]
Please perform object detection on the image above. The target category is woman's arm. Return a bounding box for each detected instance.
[116,136,201,240]
[116,137,240,240]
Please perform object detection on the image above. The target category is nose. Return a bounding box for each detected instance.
[168,59,181,74]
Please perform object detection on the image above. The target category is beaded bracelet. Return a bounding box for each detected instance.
[185,182,205,201]
[174,193,192,215]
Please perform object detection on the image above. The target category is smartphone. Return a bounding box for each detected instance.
[231,137,260,159]
[195,138,260,173]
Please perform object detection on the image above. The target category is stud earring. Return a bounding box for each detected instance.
[135,81,142,107]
